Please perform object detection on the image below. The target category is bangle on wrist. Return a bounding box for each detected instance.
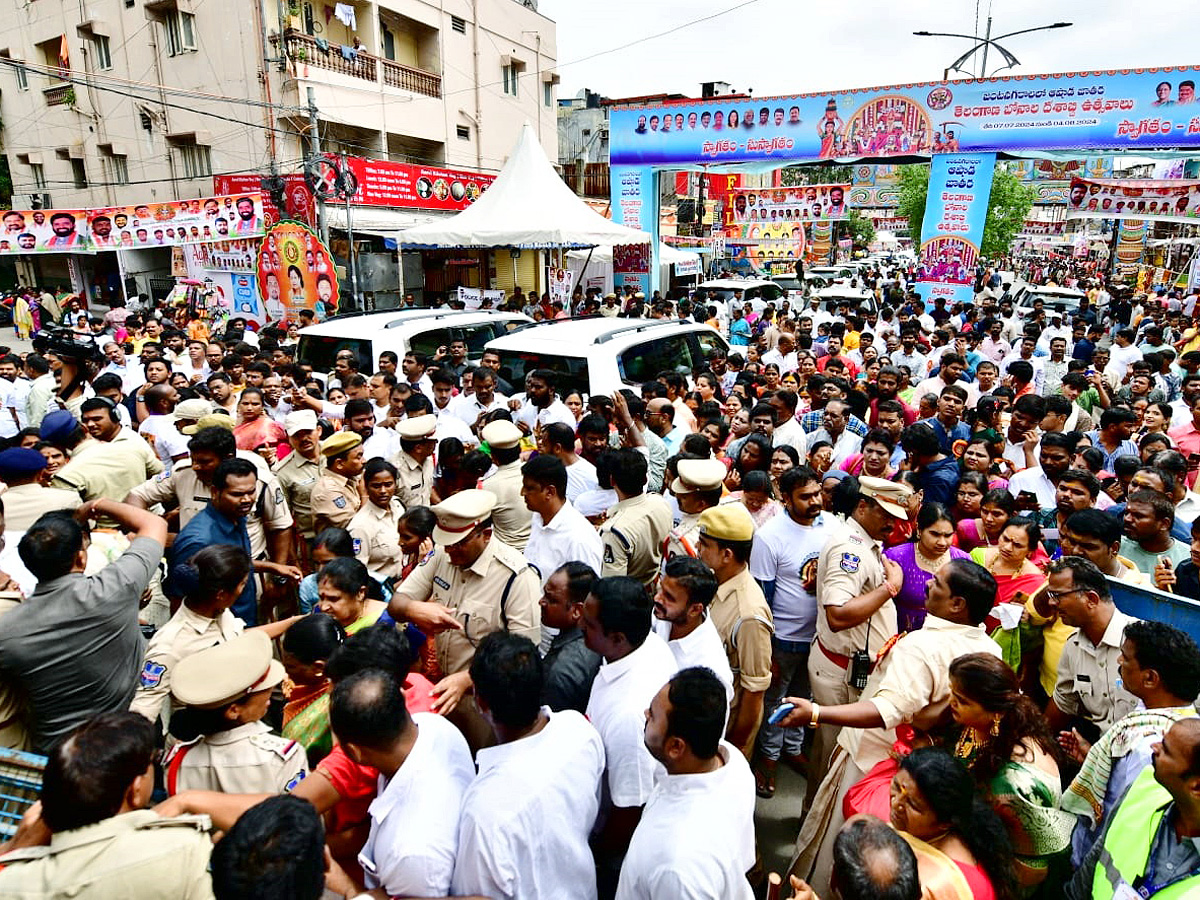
[809,702,821,728]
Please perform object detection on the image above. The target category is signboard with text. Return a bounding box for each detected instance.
[335,157,495,211]
[915,153,997,306]
[89,193,266,250]
[1066,176,1200,223]
[213,174,314,227]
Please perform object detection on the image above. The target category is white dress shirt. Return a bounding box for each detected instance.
[652,616,734,703]
[566,457,599,503]
[1008,466,1057,509]
[360,426,402,462]
[586,633,678,808]
[448,391,509,429]
[615,741,756,900]
[358,713,475,898]
[515,398,577,434]
[807,427,863,466]
[525,504,604,586]
[451,709,605,900]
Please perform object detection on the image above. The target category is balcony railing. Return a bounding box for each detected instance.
[274,31,441,99]
[43,83,72,106]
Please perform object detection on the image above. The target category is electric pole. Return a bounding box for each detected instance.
[307,86,326,242]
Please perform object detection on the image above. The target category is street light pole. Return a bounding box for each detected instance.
[914,20,1071,80]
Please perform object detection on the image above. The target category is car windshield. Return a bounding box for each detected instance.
[297,335,372,373]
[492,349,590,400]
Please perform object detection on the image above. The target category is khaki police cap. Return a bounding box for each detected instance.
[171,631,286,709]
[481,419,522,450]
[670,457,728,495]
[173,398,212,424]
[698,503,755,542]
[858,475,913,519]
[321,430,363,458]
[284,409,319,436]
[398,414,437,441]
[180,413,235,435]
[431,488,497,545]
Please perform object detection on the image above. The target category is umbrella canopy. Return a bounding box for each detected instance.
[400,123,651,250]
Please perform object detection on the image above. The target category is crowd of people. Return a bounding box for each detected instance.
[0,264,1198,900]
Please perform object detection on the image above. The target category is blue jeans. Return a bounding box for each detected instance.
[755,637,810,761]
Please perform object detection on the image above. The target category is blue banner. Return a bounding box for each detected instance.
[915,153,997,307]
[610,166,659,295]
[609,67,1200,167]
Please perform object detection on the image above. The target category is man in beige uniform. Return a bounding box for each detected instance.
[391,413,436,508]
[599,448,672,590]
[272,410,322,545]
[696,504,774,758]
[662,457,726,562]
[0,447,80,531]
[805,475,910,808]
[389,489,540,750]
[43,406,163,503]
[310,431,364,532]
[479,419,531,549]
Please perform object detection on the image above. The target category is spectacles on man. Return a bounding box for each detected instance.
[1045,587,1086,603]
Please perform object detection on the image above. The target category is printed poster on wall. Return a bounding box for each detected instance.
[335,157,495,211]
[0,208,90,253]
[89,193,266,250]
[1066,176,1200,223]
[256,221,338,322]
[213,174,314,227]
[915,152,997,306]
[731,184,849,223]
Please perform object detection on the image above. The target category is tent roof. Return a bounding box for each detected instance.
[567,242,697,265]
[399,123,651,250]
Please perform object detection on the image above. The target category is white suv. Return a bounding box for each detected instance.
[296,308,532,375]
[483,318,730,398]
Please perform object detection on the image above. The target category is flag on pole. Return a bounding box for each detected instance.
[57,35,69,74]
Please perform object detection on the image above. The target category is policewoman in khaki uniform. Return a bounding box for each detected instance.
[272,409,323,542]
[695,503,774,758]
[663,457,727,563]
[805,475,910,805]
[391,413,436,508]
[310,431,365,532]
[479,419,532,549]
[347,457,405,580]
[163,630,307,796]
[389,489,540,749]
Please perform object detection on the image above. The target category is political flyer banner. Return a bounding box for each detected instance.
[213,174,314,227]
[1065,176,1200,224]
[1006,158,1114,182]
[613,243,651,294]
[728,222,806,273]
[731,184,849,224]
[915,153,997,306]
[0,208,90,254]
[456,287,505,310]
[548,268,575,307]
[89,193,266,250]
[256,221,338,322]
[335,157,495,211]
[610,67,1200,167]
[674,255,702,277]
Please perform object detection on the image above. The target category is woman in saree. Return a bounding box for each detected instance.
[315,557,389,635]
[946,652,1075,892]
[233,387,288,457]
[281,612,346,766]
[956,488,1015,553]
[969,517,1048,631]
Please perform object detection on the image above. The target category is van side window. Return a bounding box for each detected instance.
[619,335,694,385]
[408,328,453,360]
[694,332,725,366]
[459,325,499,357]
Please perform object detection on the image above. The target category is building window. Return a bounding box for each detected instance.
[1,52,29,90]
[70,158,87,188]
[164,11,197,56]
[451,15,466,34]
[177,144,212,178]
[456,125,470,141]
[93,35,112,70]
[544,81,553,107]
[110,155,129,184]
[380,24,395,61]
[30,163,45,189]
[503,63,523,97]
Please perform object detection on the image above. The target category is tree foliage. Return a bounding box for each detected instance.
[780,164,854,186]
[846,210,875,250]
[893,163,1034,260]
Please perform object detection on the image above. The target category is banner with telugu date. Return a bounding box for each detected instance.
[915,152,997,306]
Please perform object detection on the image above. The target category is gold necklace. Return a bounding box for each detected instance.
[915,545,949,569]
[954,726,985,761]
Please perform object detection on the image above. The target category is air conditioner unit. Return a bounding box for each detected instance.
[30,193,51,209]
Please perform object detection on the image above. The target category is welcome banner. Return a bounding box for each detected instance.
[731,184,850,224]
[1066,176,1200,223]
[915,153,997,306]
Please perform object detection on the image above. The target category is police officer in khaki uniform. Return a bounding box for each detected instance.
[310,431,365,532]
[347,458,405,580]
[805,475,909,805]
[163,631,307,796]
[0,447,80,532]
[272,410,322,544]
[0,712,214,899]
[599,448,672,590]
[391,413,436,508]
[389,488,540,749]
[695,503,774,758]
[479,419,532,549]
[663,457,726,562]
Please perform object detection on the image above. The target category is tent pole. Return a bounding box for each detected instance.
[580,246,595,296]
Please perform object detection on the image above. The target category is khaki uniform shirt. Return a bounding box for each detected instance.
[129,606,245,723]
[392,450,433,509]
[1053,608,1141,730]
[709,567,774,711]
[53,433,163,503]
[128,458,293,559]
[814,516,897,658]
[662,512,702,562]
[272,451,322,538]
[481,460,532,549]
[0,482,81,532]
[166,720,307,795]
[599,493,673,589]
[310,470,362,530]
[348,498,405,580]
[393,537,541,676]
[0,809,214,899]
[0,594,27,750]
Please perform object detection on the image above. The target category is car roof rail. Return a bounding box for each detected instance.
[382,310,474,329]
[594,318,695,344]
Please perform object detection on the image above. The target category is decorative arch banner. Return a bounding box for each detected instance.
[915,153,997,306]
[256,221,338,322]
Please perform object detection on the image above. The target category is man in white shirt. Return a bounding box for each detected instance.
[137,384,189,474]
[1105,327,1144,386]
[913,352,979,407]
[172,340,210,385]
[761,333,799,373]
[512,369,576,436]
[344,399,401,462]
[449,367,508,434]
[521,455,603,585]
[101,342,146,395]
[1007,432,1075,511]
[769,389,807,457]
[329,669,475,898]
[615,667,756,900]
[583,575,678,894]
[452,632,605,900]
[652,557,734,702]
[400,351,436,401]
[806,399,863,466]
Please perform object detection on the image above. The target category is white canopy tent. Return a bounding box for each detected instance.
[566,243,701,296]
[399,123,651,249]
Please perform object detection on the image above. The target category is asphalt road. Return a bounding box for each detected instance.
[754,761,809,897]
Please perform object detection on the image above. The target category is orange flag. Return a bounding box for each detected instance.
[57,34,69,74]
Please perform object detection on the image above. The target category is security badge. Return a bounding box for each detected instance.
[139,661,167,688]
[433,576,451,590]
[603,544,615,564]
[840,552,861,574]
[333,496,347,509]
[352,538,362,555]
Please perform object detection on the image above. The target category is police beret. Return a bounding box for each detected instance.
[481,419,522,450]
[432,488,496,545]
[0,447,48,477]
[697,503,755,542]
[320,430,362,458]
[397,414,437,440]
[39,409,79,444]
[171,631,286,709]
